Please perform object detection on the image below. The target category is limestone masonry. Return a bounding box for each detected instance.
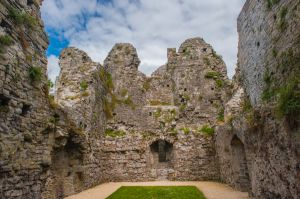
[0,0,299,199]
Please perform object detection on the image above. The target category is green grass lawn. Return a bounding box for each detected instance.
[106,186,206,199]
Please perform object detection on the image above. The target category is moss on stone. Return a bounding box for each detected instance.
[105,129,126,138]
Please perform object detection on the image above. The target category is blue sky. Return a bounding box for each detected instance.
[41,0,246,82]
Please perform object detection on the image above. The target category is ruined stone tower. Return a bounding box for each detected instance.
[96,38,228,182]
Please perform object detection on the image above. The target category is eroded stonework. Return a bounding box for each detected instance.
[216,0,300,199]
[55,38,228,182]
[0,0,299,199]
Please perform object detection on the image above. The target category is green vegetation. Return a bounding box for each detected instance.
[103,98,113,119]
[8,8,37,28]
[215,79,224,88]
[217,107,225,122]
[180,127,190,135]
[80,80,88,91]
[163,109,176,123]
[49,114,60,125]
[99,68,114,93]
[278,6,288,32]
[0,35,13,46]
[204,71,224,88]
[242,97,252,113]
[29,66,42,81]
[204,71,220,79]
[0,35,13,53]
[105,129,126,138]
[170,128,178,136]
[276,78,300,117]
[107,186,206,199]
[266,0,280,9]
[182,94,190,101]
[262,70,276,101]
[199,125,214,136]
[47,80,54,89]
[154,108,162,118]
[179,104,187,112]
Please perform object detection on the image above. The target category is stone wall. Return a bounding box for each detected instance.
[1,0,299,198]
[48,48,106,198]
[0,1,106,198]
[97,38,227,182]
[0,0,52,198]
[216,0,300,198]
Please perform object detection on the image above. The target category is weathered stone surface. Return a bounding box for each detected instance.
[96,38,227,182]
[0,0,52,198]
[216,1,300,199]
[1,0,299,199]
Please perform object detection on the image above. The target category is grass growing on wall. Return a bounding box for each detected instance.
[0,35,13,53]
[8,8,37,28]
[204,71,224,88]
[80,80,88,91]
[29,66,42,81]
[107,186,206,199]
[276,78,300,117]
[199,125,214,136]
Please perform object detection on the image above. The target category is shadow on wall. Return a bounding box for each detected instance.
[150,140,173,163]
[231,135,250,192]
[51,136,85,198]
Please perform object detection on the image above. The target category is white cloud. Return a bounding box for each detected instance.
[47,55,60,83]
[42,0,246,78]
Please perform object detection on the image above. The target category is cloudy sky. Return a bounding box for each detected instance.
[41,0,246,82]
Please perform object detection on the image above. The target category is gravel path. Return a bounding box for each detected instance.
[65,181,250,199]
